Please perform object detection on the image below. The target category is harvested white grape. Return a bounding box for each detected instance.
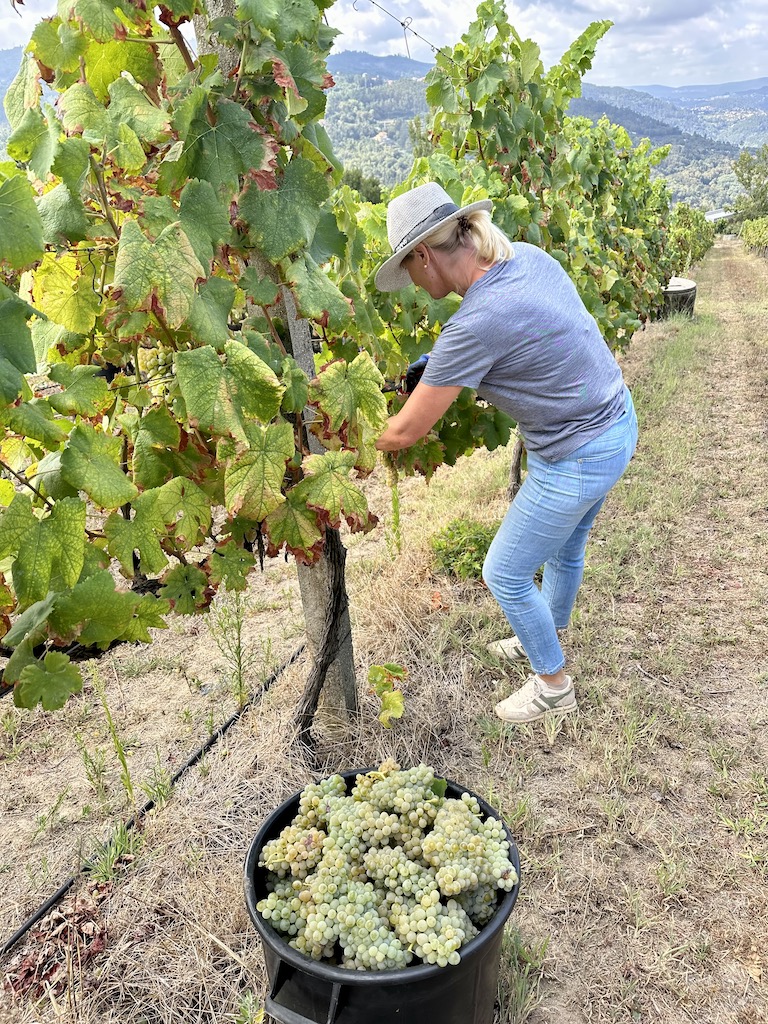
[256,761,517,970]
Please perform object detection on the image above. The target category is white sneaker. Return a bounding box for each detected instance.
[486,635,529,663]
[494,674,577,724]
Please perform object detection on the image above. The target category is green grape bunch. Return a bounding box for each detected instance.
[256,761,518,971]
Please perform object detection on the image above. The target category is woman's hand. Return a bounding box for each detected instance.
[375,383,462,451]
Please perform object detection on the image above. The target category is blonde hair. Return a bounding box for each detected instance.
[420,209,514,267]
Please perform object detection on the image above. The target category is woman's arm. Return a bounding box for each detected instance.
[375,382,462,452]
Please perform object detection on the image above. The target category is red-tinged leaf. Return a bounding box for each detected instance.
[272,59,300,98]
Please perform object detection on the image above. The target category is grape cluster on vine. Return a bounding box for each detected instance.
[256,760,517,970]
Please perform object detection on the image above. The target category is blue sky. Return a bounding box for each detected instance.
[1,1,766,87]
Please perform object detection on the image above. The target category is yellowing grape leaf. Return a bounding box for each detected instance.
[15,651,83,711]
[308,350,388,434]
[293,450,375,533]
[48,364,112,417]
[30,17,87,72]
[12,497,86,609]
[175,340,284,445]
[32,252,101,334]
[222,419,295,521]
[60,423,139,509]
[112,220,206,329]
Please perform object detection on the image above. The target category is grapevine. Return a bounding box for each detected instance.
[256,760,518,970]
[0,0,687,713]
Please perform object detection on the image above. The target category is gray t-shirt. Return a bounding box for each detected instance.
[422,243,626,461]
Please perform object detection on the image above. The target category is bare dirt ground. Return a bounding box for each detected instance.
[1,237,766,1024]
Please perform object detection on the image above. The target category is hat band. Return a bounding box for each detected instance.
[393,202,459,253]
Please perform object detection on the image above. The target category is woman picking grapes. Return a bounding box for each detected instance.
[374,182,638,724]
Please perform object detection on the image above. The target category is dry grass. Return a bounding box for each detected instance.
[1,238,767,1024]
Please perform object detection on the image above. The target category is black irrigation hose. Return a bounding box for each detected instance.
[1,643,306,958]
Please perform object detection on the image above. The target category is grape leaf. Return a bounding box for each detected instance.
[175,340,284,445]
[60,423,139,509]
[84,38,162,102]
[126,405,181,489]
[240,156,329,261]
[3,594,58,650]
[15,652,83,711]
[108,121,147,174]
[6,104,61,181]
[107,76,170,145]
[153,477,211,548]
[52,137,91,192]
[0,493,36,561]
[179,178,232,269]
[112,220,206,329]
[378,689,405,728]
[0,173,45,270]
[13,498,86,609]
[3,52,41,132]
[159,94,273,196]
[263,490,323,564]
[37,183,90,245]
[293,450,374,532]
[32,252,101,334]
[207,540,256,592]
[118,593,171,644]
[48,364,112,417]
[185,277,236,349]
[239,268,280,308]
[0,293,36,403]
[59,82,110,140]
[46,569,159,647]
[237,0,320,45]
[280,356,309,414]
[30,450,79,500]
[159,564,212,614]
[104,502,168,577]
[282,253,352,331]
[4,399,70,448]
[29,17,87,72]
[222,419,295,520]
[308,351,388,433]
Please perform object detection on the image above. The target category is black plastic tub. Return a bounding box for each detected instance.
[244,769,521,1024]
[662,276,697,317]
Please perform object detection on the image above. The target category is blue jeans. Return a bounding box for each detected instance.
[483,388,638,675]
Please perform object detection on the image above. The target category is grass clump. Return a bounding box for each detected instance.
[431,518,501,580]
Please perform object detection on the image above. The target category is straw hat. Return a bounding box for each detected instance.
[375,182,493,292]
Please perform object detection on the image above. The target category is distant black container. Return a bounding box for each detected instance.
[662,276,697,317]
[244,770,521,1024]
